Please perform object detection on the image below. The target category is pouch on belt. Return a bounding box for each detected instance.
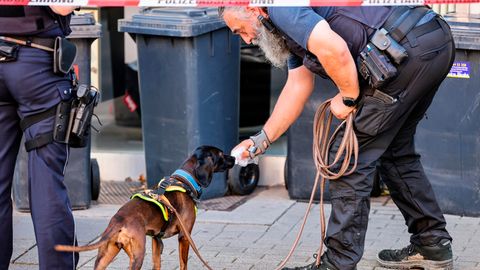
[0,40,19,62]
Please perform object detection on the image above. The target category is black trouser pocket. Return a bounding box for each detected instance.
[354,92,400,137]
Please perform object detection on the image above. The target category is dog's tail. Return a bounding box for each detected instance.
[55,238,109,252]
[56,219,123,253]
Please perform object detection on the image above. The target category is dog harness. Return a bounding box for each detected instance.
[131,185,187,221]
[130,175,199,222]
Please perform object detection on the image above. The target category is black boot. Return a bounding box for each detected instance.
[282,254,338,270]
[377,239,453,269]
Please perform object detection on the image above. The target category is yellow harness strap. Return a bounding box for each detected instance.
[131,186,197,221]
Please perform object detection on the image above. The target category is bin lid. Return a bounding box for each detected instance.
[444,15,480,50]
[69,13,102,39]
[118,8,226,37]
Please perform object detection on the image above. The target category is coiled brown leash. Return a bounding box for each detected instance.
[275,98,359,269]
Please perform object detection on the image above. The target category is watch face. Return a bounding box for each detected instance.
[343,97,357,107]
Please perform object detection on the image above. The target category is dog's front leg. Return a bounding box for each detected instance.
[178,234,190,270]
[152,236,163,270]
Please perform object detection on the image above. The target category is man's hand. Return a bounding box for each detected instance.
[330,93,356,120]
[231,139,260,167]
[232,139,255,160]
[50,6,78,16]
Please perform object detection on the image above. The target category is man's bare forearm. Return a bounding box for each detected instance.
[264,66,315,142]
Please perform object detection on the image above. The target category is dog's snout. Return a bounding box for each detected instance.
[224,155,235,169]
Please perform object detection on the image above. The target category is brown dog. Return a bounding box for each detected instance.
[55,146,235,270]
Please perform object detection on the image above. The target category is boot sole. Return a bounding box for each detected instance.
[376,255,453,270]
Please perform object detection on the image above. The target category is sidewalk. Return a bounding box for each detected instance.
[9,187,480,270]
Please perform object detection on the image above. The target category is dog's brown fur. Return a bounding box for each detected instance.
[55,146,235,270]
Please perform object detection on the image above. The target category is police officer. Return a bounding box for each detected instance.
[0,5,79,269]
[221,6,455,270]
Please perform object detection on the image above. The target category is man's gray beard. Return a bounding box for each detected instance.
[253,24,290,69]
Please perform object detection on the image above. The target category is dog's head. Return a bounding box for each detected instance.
[188,145,235,187]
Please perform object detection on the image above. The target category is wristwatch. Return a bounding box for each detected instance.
[342,96,360,107]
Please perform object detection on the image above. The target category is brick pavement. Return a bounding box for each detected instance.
[10,187,480,269]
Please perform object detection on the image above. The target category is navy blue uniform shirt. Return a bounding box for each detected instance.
[267,7,334,70]
[267,7,436,71]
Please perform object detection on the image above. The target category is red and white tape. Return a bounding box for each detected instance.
[0,0,478,6]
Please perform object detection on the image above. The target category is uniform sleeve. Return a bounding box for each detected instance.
[268,7,325,49]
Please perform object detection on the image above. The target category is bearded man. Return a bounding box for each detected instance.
[221,6,455,270]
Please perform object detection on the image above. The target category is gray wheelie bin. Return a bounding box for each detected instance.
[119,8,240,199]
[13,13,102,211]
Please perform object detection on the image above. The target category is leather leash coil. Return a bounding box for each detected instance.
[156,194,214,270]
[275,99,359,269]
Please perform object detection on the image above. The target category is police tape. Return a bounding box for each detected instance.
[0,0,478,6]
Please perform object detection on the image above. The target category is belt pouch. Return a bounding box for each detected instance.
[0,40,19,62]
[53,37,77,74]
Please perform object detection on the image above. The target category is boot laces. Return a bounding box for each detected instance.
[396,244,416,259]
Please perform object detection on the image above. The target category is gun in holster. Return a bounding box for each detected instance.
[54,84,99,148]
[22,83,99,152]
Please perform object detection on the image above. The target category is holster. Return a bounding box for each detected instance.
[53,100,73,144]
[357,6,430,89]
[68,85,99,148]
[370,28,408,65]
[357,44,398,89]
[22,84,99,152]
[53,37,77,75]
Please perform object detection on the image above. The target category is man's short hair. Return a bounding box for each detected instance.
[217,7,251,19]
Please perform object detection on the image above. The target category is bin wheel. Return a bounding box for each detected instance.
[91,158,101,201]
[228,164,259,196]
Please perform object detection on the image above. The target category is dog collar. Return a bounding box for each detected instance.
[172,169,202,196]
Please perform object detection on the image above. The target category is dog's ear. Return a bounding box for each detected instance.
[194,156,214,187]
